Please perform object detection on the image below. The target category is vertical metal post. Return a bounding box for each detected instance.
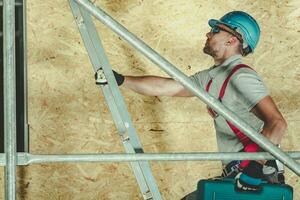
[3,0,17,199]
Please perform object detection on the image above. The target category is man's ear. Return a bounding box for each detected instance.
[226,36,239,46]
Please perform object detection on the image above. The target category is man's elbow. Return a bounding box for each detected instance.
[276,118,288,136]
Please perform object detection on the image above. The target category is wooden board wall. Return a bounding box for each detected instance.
[1,0,300,199]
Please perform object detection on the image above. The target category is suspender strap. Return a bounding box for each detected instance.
[226,121,252,146]
[205,79,218,118]
[218,64,253,101]
[206,79,213,92]
[205,64,260,168]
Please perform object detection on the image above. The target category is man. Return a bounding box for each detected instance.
[109,11,287,196]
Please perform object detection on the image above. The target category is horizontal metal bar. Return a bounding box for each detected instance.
[74,0,300,176]
[0,1,22,6]
[1,152,300,166]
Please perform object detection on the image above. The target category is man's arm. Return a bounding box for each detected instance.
[235,96,287,190]
[251,95,287,145]
[231,71,287,144]
[123,75,195,97]
[232,74,287,189]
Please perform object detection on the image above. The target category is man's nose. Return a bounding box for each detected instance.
[206,32,212,38]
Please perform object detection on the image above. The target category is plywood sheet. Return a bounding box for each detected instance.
[1,0,299,199]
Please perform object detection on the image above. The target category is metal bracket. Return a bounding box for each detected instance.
[143,190,153,200]
[75,15,84,26]
[121,135,130,144]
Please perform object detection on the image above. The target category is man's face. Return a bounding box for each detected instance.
[203,26,233,57]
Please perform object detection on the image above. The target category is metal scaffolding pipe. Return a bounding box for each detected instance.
[3,0,17,199]
[1,152,300,166]
[74,0,300,176]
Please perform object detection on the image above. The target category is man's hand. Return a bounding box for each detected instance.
[95,69,124,86]
[235,161,263,191]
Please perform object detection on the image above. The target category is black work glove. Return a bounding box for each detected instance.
[112,70,125,86]
[235,161,263,191]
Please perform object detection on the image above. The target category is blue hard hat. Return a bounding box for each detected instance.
[208,11,260,53]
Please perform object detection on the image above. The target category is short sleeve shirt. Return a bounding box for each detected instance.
[190,55,269,165]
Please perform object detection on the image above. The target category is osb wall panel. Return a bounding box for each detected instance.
[0,0,299,199]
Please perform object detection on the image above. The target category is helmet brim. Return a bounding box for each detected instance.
[208,19,220,28]
[209,19,233,29]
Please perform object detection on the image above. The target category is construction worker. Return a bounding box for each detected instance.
[110,11,287,197]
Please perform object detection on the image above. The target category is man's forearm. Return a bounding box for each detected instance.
[123,75,183,96]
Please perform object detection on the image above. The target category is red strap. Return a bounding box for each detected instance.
[220,64,259,168]
[240,143,260,168]
[205,64,259,168]
[206,79,213,92]
[218,64,253,101]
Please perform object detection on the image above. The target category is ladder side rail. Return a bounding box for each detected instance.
[101,84,153,197]
[69,1,163,199]
[69,1,151,198]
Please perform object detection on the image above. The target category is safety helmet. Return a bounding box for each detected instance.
[208,11,260,54]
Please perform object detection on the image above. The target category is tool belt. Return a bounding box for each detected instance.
[222,160,285,184]
[222,160,242,178]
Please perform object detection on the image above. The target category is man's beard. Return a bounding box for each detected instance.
[203,44,216,57]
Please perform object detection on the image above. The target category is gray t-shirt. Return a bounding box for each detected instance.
[190,55,269,165]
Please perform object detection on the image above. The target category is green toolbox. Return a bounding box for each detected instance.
[196,178,293,200]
